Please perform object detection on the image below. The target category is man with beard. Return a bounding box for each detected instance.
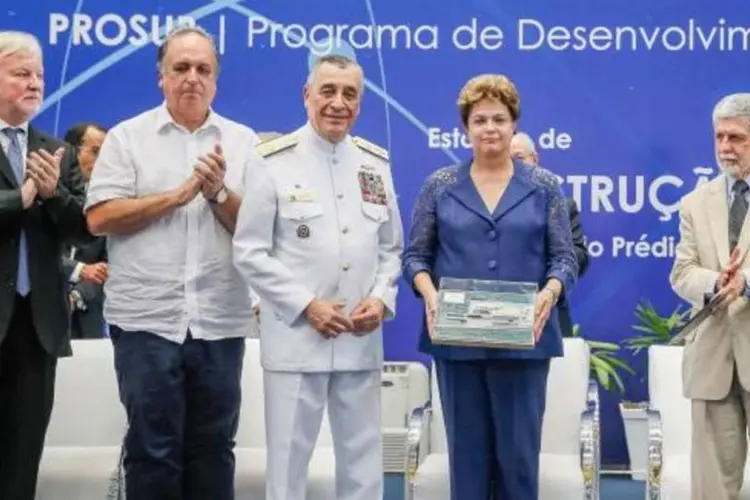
[84,25,258,500]
[671,92,750,499]
[0,31,90,499]
[232,54,404,500]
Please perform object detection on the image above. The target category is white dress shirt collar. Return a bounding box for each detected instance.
[0,117,29,135]
[154,102,220,135]
[725,171,750,201]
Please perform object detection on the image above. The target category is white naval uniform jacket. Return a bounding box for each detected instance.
[233,124,404,372]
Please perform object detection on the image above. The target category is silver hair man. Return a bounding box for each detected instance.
[0,31,43,126]
[0,29,90,500]
[306,54,364,91]
[713,93,750,178]
[0,31,42,59]
[669,91,750,499]
[510,131,538,166]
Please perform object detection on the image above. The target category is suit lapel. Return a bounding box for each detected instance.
[445,159,537,223]
[445,161,495,225]
[707,177,730,268]
[27,126,44,155]
[493,170,536,220]
[0,147,16,188]
[0,126,46,188]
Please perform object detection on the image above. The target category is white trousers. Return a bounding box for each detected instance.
[263,370,383,500]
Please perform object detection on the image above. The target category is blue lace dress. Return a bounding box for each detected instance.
[402,159,578,360]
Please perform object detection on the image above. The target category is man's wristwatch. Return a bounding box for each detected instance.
[70,290,87,312]
[209,185,229,205]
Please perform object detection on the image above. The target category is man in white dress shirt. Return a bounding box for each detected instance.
[84,25,257,500]
[233,54,404,500]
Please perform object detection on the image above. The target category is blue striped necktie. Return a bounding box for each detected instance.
[3,127,30,296]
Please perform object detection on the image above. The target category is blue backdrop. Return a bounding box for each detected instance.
[6,0,750,466]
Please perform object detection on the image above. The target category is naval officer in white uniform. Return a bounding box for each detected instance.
[232,54,403,500]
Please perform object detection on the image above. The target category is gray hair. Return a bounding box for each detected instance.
[306,54,364,91]
[157,24,220,75]
[713,93,750,129]
[512,131,537,154]
[0,31,42,60]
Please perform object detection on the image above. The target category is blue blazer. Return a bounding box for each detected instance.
[402,159,579,360]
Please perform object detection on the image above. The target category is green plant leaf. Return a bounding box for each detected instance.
[632,325,663,334]
[600,356,636,374]
[574,325,634,394]
[591,356,626,393]
[593,361,611,391]
[587,340,620,351]
[624,299,688,352]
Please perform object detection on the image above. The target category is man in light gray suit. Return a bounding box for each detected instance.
[670,93,750,499]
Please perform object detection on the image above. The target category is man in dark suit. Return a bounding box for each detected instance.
[559,198,589,336]
[0,31,90,499]
[62,123,108,338]
[62,238,107,337]
[511,131,589,336]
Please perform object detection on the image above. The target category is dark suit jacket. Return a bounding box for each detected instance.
[62,237,107,338]
[559,198,589,337]
[0,126,90,357]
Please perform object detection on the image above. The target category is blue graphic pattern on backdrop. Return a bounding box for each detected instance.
[7,0,750,465]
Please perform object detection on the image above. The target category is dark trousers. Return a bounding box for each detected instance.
[110,326,244,500]
[435,358,550,500]
[0,294,57,500]
[71,311,108,339]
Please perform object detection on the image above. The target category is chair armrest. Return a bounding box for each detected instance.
[587,379,600,423]
[580,403,600,500]
[646,408,663,500]
[406,402,431,496]
[583,379,601,498]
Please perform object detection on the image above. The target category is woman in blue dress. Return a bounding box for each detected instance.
[403,74,578,499]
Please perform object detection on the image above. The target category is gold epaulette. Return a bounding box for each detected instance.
[352,136,389,162]
[255,133,299,158]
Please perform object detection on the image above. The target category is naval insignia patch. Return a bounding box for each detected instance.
[296,224,310,238]
[358,168,387,205]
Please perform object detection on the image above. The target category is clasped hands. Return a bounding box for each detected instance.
[175,144,227,206]
[304,298,386,339]
[712,247,747,310]
[21,147,65,208]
